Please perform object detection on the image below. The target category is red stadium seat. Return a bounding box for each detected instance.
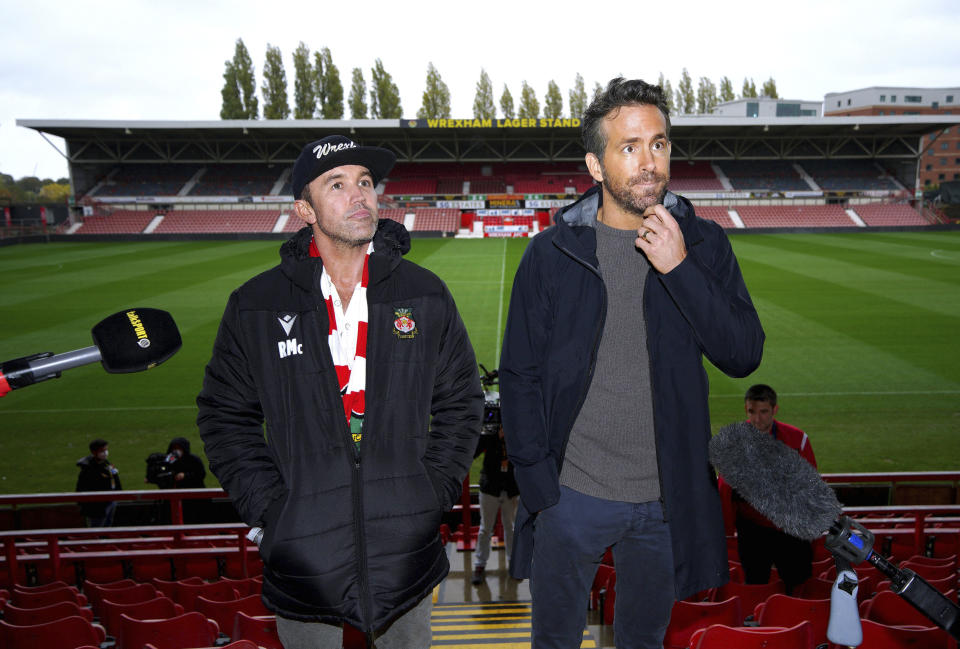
[0,615,106,649]
[195,593,270,635]
[99,596,183,646]
[11,586,87,609]
[152,575,202,600]
[232,611,283,649]
[85,582,157,619]
[663,597,742,649]
[119,611,218,649]
[832,618,958,649]
[1,600,93,625]
[589,564,614,610]
[900,560,957,582]
[861,589,943,628]
[174,579,239,610]
[754,594,831,647]
[11,580,76,594]
[690,621,813,649]
[712,579,785,622]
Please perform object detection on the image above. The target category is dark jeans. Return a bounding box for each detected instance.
[736,517,813,594]
[531,486,675,649]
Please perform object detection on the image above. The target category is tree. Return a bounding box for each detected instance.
[658,72,674,115]
[593,82,603,101]
[518,81,539,119]
[696,76,718,114]
[718,76,735,103]
[233,39,258,119]
[544,80,563,119]
[292,42,315,119]
[500,84,515,119]
[261,44,289,119]
[676,68,695,115]
[369,59,402,119]
[38,182,70,203]
[761,77,779,99]
[417,62,451,119]
[349,67,368,119]
[568,73,588,119]
[473,69,496,121]
[220,61,244,119]
[315,47,344,119]
[741,77,758,98]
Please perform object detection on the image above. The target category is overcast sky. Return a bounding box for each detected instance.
[2,0,959,180]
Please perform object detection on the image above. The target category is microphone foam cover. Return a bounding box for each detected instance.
[91,308,182,373]
[709,421,842,541]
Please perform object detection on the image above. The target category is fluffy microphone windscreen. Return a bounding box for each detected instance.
[91,308,182,373]
[709,421,842,541]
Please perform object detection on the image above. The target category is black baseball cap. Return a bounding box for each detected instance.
[291,135,396,199]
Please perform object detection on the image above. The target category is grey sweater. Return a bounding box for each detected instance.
[559,221,661,503]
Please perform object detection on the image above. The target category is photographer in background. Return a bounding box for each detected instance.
[76,438,122,527]
[145,436,208,522]
[472,365,519,585]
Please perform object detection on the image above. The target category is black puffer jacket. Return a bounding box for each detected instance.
[197,220,482,631]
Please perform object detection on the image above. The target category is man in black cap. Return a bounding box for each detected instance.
[198,135,482,649]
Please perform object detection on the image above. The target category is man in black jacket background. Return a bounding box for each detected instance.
[76,438,122,527]
[198,135,482,649]
[500,78,764,649]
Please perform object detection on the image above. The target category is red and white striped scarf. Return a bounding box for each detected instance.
[310,238,371,450]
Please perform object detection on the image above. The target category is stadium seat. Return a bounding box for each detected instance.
[11,580,76,594]
[754,594,831,647]
[793,576,837,600]
[711,579,785,622]
[232,611,283,649]
[0,615,106,649]
[663,597,742,649]
[690,621,814,649]
[195,593,270,635]
[174,579,240,610]
[1,599,94,625]
[152,575,202,600]
[836,618,958,649]
[85,582,157,618]
[599,570,616,625]
[218,575,263,597]
[861,589,943,627]
[142,641,259,649]
[900,560,957,582]
[11,585,87,609]
[119,611,218,649]
[99,596,184,646]
[589,564,615,610]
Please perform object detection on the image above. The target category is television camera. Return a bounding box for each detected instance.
[479,364,500,436]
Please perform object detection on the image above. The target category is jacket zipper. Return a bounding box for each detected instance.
[316,298,375,636]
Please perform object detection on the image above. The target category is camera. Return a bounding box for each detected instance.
[145,452,175,488]
[479,364,500,436]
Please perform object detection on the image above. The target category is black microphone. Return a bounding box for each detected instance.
[709,421,842,540]
[0,308,182,396]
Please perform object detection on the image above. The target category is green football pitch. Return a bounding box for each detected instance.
[1,230,958,495]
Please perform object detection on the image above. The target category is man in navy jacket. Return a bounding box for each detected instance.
[499,78,764,649]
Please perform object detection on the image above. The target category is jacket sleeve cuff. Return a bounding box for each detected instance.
[514,457,560,513]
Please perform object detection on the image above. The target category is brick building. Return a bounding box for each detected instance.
[824,87,960,188]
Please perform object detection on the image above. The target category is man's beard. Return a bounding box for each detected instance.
[312,203,378,248]
[602,168,669,217]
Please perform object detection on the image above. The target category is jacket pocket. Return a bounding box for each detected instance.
[258,492,287,564]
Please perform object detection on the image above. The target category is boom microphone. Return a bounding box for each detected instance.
[708,421,842,541]
[0,308,181,396]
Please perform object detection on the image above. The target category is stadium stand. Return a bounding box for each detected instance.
[669,161,725,191]
[799,159,901,191]
[382,178,437,195]
[695,206,736,228]
[718,160,811,191]
[74,209,157,234]
[854,202,929,226]
[378,208,408,224]
[735,204,856,228]
[91,164,201,197]
[151,209,281,234]
[411,208,460,232]
[188,164,283,197]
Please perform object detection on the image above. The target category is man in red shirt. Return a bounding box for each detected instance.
[721,384,817,594]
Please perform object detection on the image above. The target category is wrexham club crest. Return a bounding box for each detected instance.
[393,307,418,339]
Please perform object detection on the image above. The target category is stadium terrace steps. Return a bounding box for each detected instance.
[854,203,930,226]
